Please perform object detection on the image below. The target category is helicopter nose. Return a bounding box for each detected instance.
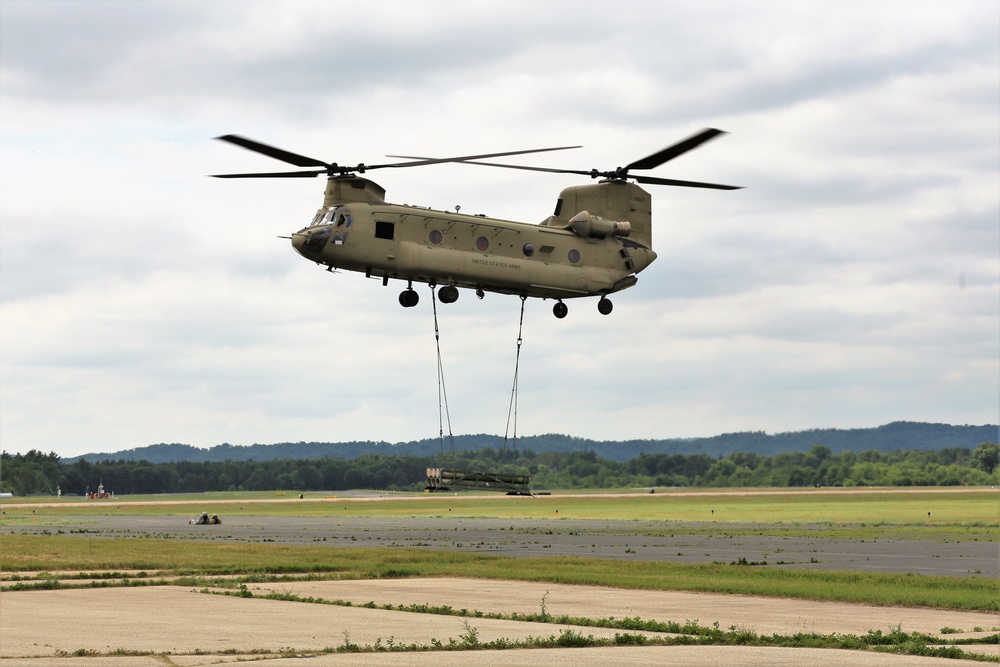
[293,226,331,259]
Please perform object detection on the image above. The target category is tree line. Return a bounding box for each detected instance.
[68,422,1000,464]
[2,443,997,497]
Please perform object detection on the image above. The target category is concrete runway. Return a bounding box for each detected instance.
[2,580,997,666]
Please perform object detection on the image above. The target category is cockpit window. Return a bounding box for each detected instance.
[311,207,352,228]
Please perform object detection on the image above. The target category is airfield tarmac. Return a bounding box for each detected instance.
[3,495,997,665]
[4,513,996,577]
[2,579,998,665]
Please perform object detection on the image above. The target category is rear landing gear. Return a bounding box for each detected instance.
[399,287,419,308]
[438,285,459,304]
[553,301,568,319]
[597,297,613,315]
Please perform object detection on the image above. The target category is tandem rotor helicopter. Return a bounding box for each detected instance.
[212,129,740,318]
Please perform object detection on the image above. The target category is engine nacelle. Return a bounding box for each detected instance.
[568,211,631,239]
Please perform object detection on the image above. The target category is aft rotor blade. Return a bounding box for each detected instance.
[633,174,742,190]
[385,156,593,176]
[381,145,581,169]
[211,169,327,179]
[215,135,329,168]
[626,128,726,171]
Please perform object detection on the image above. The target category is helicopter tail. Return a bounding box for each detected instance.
[549,182,653,249]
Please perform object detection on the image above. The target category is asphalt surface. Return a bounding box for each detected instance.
[2,581,997,666]
[3,513,996,577]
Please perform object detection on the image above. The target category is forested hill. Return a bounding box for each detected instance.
[70,421,997,464]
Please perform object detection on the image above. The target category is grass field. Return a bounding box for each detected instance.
[4,487,997,525]
[3,488,997,544]
[2,488,997,612]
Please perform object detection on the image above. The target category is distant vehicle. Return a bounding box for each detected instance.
[86,481,110,499]
[191,512,221,525]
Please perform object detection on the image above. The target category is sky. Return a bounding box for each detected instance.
[1,0,997,459]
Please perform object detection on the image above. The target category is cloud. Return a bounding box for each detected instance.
[1,0,996,457]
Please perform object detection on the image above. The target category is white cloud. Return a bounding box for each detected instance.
[1,0,996,457]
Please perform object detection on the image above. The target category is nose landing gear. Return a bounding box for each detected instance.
[597,297,613,315]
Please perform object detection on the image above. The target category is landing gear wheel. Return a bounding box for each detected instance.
[553,301,568,319]
[399,289,419,308]
[438,285,459,304]
[597,297,613,315]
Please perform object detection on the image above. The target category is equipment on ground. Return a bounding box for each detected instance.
[191,512,221,525]
[426,468,531,495]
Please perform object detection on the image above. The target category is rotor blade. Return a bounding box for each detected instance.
[210,170,326,178]
[384,156,593,177]
[633,174,742,190]
[215,135,329,168]
[626,128,726,171]
[381,146,581,169]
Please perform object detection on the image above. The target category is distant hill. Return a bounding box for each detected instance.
[68,421,997,464]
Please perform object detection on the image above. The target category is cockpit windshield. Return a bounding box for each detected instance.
[310,207,352,228]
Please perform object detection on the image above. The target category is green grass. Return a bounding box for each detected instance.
[1,534,995,611]
[5,488,997,525]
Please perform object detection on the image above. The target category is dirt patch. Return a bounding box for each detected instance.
[244,577,1000,637]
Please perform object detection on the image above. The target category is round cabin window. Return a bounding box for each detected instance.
[476,236,490,251]
[522,243,535,257]
[568,248,581,264]
[429,229,443,244]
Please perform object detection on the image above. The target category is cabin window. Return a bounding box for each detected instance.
[476,236,489,251]
[568,249,581,264]
[429,229,443,244]
[375,221,395,240]
[522,243,534,257]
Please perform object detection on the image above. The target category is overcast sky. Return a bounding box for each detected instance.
[1,0,997,459]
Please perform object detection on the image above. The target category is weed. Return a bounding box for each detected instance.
[459,619,480,647]
[555,629,592,647]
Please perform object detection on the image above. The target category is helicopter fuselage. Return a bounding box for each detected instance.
[214,129,736,317]
[291,177,657,308]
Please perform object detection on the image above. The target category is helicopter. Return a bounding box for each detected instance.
[212,129,740,318]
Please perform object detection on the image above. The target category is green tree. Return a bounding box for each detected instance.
[971,442,999,474]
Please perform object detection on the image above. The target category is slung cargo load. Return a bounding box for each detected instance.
[426,468,531,496]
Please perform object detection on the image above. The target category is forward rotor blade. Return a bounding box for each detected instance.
[633,174,742,190]
[215,135,329,168]
[210,170,326,179]
[626,128,726,171]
